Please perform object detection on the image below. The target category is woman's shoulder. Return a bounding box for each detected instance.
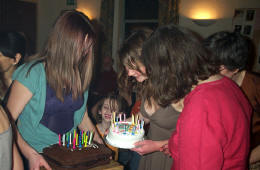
[185,77,234,103]
[0,106,10,134]
[245,71,260,82]
[13,60,44,80]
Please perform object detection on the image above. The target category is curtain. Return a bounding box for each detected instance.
[158,0,179,26]
[99,0,115,58]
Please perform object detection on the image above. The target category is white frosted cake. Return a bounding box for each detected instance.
[106,114,144,149]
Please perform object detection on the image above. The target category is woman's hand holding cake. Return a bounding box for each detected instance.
[132,140,168,155]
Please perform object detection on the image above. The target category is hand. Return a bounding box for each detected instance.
[249,145,260,163]
[28,152,51,170]
[160,143,171,156]
[104,128,109,136]
[94,134,104,144]
[131,140,160,155]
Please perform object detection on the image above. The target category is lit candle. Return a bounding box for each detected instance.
[113,112,116,124]
[119,113,122,122]
[132,114,135,125]
[135,115,139,125]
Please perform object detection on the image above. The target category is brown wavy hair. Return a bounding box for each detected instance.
[117,29,152,96]
[28,10,95,101]
[141,24,219,107]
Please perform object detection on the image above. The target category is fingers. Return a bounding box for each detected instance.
[41,161,52,170]
[104,129,109,135]
[134,140,145,147]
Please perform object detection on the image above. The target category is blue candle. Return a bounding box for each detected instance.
[79,133,82,148]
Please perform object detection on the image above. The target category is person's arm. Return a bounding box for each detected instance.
[0,106,9,134]
[131,140,168,155]
[78,110,103,144]
[250,145,260,164]
[12,143,24,170]
[7,81,51,170]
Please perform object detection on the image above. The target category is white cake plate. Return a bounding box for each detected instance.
[105,136,135,149]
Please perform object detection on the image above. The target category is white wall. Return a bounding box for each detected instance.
[77,0,101,20]
[179,0,260,37]
[36,0,101,51]
[37,0,76,51]
[36,0,260,72]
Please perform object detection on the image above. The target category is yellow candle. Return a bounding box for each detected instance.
[85,133,89,146]
[113,112,116,124]
[76,134,78,146]
[132,114,135,125]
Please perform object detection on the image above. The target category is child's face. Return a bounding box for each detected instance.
[100,99,119,122]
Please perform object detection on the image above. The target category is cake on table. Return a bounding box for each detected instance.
[42,130,112,170]
[106,113,145,149]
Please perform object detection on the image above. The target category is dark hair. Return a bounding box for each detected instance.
[0,31,26,66]
[204,31,252,71]
[117,29,152,96]
[28,10,95,101]
[95,93,129,123]
[141,24,219,107]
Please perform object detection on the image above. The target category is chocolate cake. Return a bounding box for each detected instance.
[42,143,112,170]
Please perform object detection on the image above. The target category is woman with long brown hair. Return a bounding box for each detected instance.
[6,10,102,170]
[139,24,252,170]
[118,29,181,170]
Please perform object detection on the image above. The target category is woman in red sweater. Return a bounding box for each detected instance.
[140,24,252,170]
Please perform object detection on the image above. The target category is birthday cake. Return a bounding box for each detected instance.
[42,131,112,170]
[106,114,145,149]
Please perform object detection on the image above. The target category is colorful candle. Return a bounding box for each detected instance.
[62,134,65,146]
[82,131,84,144]
[69,133,72,145]
[131,126,136,135]
[67,133,69,148]
[141,120,144,129]
[67,133,69,144]
[59,134,61,146]
[132,114,135,125]
[76,134,78,146]
[73,138,76,150]
[113,112,116,124]
[79,133,82,148]
[119,113,121,122]
[89,131,93,145]
[85,131,89,146]
[135,115,139,125]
